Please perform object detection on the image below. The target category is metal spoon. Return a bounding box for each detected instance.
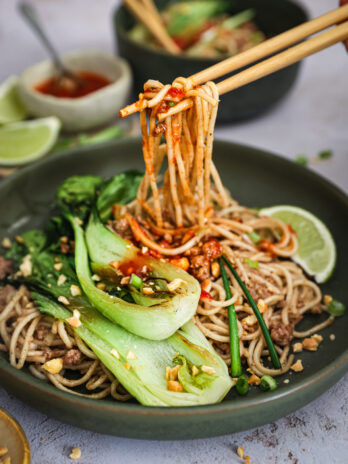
[18,2,81,88]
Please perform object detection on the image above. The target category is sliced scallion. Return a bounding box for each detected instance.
[236,374,249,396]
[248,231,261,244]
[129,273,143,290]
[244,258,259,269]
[260,375,277,391]
[218,257,242,377]
[328,299,346,317]
[222,256,281,370]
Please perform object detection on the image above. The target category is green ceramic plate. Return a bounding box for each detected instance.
[0,138,347,440]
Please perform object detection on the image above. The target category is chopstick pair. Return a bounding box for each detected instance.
[123,0,181,54]
[217,256,281,376]
[120,4,348,119]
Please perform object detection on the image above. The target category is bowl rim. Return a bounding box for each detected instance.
[18,49,132,105]
[113,0,309,65]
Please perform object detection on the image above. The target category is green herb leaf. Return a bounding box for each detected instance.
[295,155,308,166]
[244,258,259,269]
[318,149,333,160]
[327,299,346,317]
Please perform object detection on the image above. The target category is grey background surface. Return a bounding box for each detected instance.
[0,0,347,463]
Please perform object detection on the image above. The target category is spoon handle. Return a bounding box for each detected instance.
[18,2,65,74]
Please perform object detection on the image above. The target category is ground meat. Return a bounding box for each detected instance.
[0,257,13,280]
[112,217,132,240]
[190,255,210,282]
[63,349,83,366]
[60,242,70,254]
[270,323,294,346]
[249,283,273,301]
[0,285,16,308]
[202,238,222,260]
[153,122,167,135]
[35,325,49,341]
[184,246,201,257]
[43,348,66,360]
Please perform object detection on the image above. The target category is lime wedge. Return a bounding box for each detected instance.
[259,205,336,283]
[0,76,28,124]
[0,117,61,166]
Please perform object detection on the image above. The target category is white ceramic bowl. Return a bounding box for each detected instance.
[18,50,132,132]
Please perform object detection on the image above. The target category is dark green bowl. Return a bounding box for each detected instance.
[113,0,308,123]
[0,138,347,440]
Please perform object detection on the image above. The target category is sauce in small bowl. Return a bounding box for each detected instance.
[34,70,111,99]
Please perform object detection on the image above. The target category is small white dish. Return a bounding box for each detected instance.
[18,49,132,132]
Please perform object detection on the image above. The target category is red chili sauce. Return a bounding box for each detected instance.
[34,70,111,99]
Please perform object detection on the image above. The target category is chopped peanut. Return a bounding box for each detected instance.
[16,235,24,243]
[110,349,120,359]
[248,374,261,385]
[54,262,63,271]
[330,334,336,341]
[201,365,216,375]
[165,366,171,380]
[19,255,32,277]
[290,360,303,372]
[192,365,199,376]
[167,279,185,292]
[91,274,101,281]
[237,446,244,458]
[126,350,137,360]
[70,285,81,297]
[57,274,67,286]
[323,294,333,305]
[60,236,68,243]
[293,342,303,353]
[170,257,190,271]
[96,282,106,291]
[167,380,183,392]
[142,287,154,295]
[58,296,70,306]
[312,334,323,343]
[66,316,81,329]
[302,337,319,351]
[242,315,257,326]
[43,358,63,374]
[1,237,11,248]
[211,261,220,278]
[257,299,267,313]
[121,276,130,285]
[124,363,131,370]
[169,365,180,381]
[109,260,120,270]
[69,447,82,460]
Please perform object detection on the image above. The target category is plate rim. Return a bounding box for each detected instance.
[0,137,347,432]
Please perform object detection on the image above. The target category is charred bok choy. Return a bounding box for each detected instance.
[56,175,201,341]
[8,231,233,406]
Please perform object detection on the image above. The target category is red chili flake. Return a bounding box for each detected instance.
[168,87,185,100]
[259,239,276,257]
[201,289,213,300]
[287,224,297,235]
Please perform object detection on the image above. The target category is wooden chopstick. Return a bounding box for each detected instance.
[217,20,348,95]
[124,0,181,54]
[190,4,348,86]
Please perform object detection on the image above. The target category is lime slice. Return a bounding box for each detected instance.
[0,76,28,124]
[0,117,61,166]
[259,205,336,283]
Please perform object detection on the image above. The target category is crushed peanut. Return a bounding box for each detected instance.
[330,334,336,341]
[60,236,68,243]
[121,276,130,285]
[124,363,131,370]
[165,366,171,380]
[58,296,70,306]
[19,255,32,277]
[312,334,323,343]
[169,365,180,381]
[323,294,333,305]
[43,357,63,374]
[57,274,67,286]
[110,349,120,359]
[16,235,24,243]
[142,246,148,254]
[192,365,199,376]
[237,446,244,458]
[66,316,81,329]
[293,342,303,353]
[96,282,106,291]
[302,337,319,351]
[69,447,82,460]
[211,261,220,278]
[257,299,268,313]
[126,350,137,360]
[54,262,63,271]
[70,285,81,297]
[1,237,11,248]
[142,287,154,295]
[170,257,190,271]
[91,274,101,281]
[248,374,261,385]
[167,380,183,392]
[290,359,303,372]
[201,365,216,375]
[283,379,290,384]
[109,260,120,270]
[167,278,185,292]
[242,315,257,326]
